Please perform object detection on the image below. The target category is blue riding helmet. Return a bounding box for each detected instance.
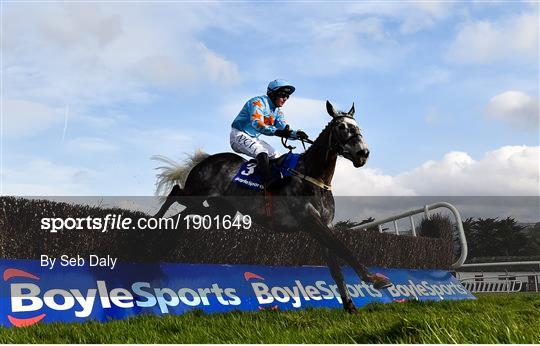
[267,79,296,96]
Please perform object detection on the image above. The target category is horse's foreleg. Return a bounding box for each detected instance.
[305,205,370,281]
[324,248,357,313]
[305,205,392,290]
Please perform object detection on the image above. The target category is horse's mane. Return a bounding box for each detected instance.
[305,114,351,156]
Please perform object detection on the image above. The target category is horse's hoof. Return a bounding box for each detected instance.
[373,279,393,290]
[368,273,393,290]
[345,302,358,314]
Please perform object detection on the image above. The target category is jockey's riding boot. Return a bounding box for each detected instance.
[256,152,278,190]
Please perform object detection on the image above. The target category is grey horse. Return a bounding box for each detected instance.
[154,100,392,313]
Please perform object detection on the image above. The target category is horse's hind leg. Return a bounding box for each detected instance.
[305,205,392,290]
[205,197,238,218]
[154,184,214,218]
[154,184,183,218]
[324,248,357,313]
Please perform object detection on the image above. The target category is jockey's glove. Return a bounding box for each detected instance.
[274,127,293,138]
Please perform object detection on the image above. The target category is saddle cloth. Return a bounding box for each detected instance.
[232,153,301,190]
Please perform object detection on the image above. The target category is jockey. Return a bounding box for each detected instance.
[230,79,308,189]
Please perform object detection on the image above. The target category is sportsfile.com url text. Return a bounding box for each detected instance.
[41,214,253,233]
[40,214,180,233]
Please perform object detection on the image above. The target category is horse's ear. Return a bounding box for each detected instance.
[348,103,355,117]
[326,100,337,118]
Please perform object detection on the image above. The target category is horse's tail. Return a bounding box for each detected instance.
[152,149,210,197]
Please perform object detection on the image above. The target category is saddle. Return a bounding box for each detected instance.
[232,152,300,190]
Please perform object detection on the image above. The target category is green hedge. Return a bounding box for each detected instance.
[0,197,454,269]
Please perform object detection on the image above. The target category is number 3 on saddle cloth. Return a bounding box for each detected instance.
[232,152,301,191]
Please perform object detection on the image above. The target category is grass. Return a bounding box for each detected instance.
[1,293,539,343]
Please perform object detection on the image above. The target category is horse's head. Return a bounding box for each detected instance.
[326,100,369,168]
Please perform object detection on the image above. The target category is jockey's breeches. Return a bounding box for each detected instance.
[230,127,279,159]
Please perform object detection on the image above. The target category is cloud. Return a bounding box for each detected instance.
[398,2,452,34]
[133,55,197,88]
[282,97,329,130]
[33,3,123,49]
[401,66,451,93]
[446,13,538,64]
[3,159,96,195]
[120,128,193,155]
[286,2,455,76]
[333,160,415,196]
[333,145,539,196]
[4,3,241,107]
[197,43,241,86]
[3,99,65,137]
[290,18,398,76]
[485,91,539,130]
[131,44,241,89]
[76,112,127,129]
[66,137,120,153]
[345,2,454,34]
[311,17,389,43]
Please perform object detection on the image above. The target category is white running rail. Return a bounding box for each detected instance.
[459,272,540,293]
[457,262,540,292]
[461,279,523,293]
[350,202,468,268]
[460,261,540,268]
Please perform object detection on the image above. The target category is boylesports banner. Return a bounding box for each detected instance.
[0,259,475,327]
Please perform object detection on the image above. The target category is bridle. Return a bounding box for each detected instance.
[326,115,363,159]
[280,115,362,156]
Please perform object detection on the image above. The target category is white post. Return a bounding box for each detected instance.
[410,216,416,236]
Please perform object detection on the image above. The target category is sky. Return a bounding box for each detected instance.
[2,1,539,198]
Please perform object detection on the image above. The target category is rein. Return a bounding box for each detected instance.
[281,136,314,152]
[278,115,361,192]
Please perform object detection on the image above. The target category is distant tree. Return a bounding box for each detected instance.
[531,222,540,244]
[522,222,540,256]
[464,217,528,258]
